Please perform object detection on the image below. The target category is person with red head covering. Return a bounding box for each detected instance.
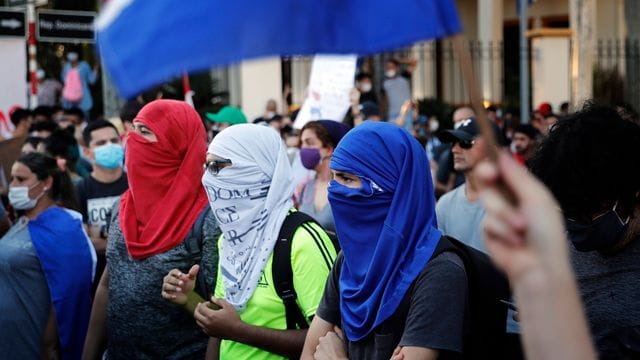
[82,100,220,359]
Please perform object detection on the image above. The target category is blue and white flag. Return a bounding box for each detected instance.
[96,0,462,99]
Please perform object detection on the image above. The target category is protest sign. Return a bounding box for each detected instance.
[294,54,357,129]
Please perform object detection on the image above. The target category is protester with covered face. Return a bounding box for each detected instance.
[82,100,218,359]
[302,122,468,359]
[162,124,337,359]
[296,120,350,232]
[530,104,640,359]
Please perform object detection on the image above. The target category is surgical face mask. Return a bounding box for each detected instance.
[67,52,78,62]
[94,143,124,170]
[8,182,44,210]
[566,202,630,252]
[429,119,439,132]
[360,82,372,92]
[385,70,396,78]
[299,147,322,170]
[266,111,276,119]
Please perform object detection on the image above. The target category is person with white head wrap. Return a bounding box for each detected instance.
[162,124,337,360]
[202,124,296,309]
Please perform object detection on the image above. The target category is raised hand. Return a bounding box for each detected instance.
[161,264,199,305]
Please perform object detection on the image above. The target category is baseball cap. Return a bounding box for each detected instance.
[537,102,553,117]
[205,106,247,125]
[437,117,503,144]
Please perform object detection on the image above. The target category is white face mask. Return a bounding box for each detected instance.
[385,70,396,78]
[360,82,372,92]
[429,119,440,132]
[8,182,44,210]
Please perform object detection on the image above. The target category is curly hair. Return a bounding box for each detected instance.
[530,103,640,219]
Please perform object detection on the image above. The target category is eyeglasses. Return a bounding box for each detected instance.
[453,139,475,150]
[203,158,232,175]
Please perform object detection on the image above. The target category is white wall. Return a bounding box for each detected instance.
[239,57,282,121]
[0,38,27,138]
[531,36,571,111]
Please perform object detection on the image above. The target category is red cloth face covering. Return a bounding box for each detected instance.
[120,100,208,259]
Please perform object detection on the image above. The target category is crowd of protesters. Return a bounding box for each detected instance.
[0,56,638,360]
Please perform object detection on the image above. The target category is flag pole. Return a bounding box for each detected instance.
[519,0,530,124]
[452,34,517,204]
[451,35,499,161]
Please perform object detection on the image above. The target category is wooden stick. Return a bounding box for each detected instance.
[451,34,499,161]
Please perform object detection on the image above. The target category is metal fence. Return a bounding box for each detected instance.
[594,38,640,112]
[287,38,640,114]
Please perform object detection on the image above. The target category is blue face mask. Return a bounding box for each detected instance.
[94,143,124,170]
[566,202,630,252]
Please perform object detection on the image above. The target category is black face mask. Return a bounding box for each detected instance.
[566,203,630,252]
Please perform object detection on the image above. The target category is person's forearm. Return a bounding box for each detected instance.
[230,322,307,359]
[41,307,58,360]
[89,235,106,255]
[513,265,596,360]
[185,290,205,315]
[82,276,108,359]
[206,337,220,360]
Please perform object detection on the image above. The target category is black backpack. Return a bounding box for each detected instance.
[272,211,340,330]
[432,236,511,359]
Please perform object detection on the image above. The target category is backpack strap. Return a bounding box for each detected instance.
[431,235,511,358]
[273,211,320,330]
[184,205,211,255]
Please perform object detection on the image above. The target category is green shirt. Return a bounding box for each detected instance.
[214,220,337,359]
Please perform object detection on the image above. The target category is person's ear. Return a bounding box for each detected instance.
[326,146,334,157]
[83,145,94,160]
[44,176,53,191]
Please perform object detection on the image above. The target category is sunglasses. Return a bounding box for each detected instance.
[203,158,232,175]
[452,138,476,149]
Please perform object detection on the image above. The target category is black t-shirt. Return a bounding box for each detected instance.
[316,250,469,360]
[75,172,129,227]
[75,172,128,294]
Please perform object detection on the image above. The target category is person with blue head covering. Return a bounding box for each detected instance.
[301,121,469,360]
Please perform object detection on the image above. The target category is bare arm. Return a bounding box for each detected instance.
[301,315,335,359]
[205,337,220,360]
[82,267,109,360]
[41,306,59,360]
[86,225,106,255]
[194,299,307,359]
[399,346,438,360]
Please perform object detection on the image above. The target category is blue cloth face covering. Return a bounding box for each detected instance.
[328,121,442,342]
[94,143,124,169]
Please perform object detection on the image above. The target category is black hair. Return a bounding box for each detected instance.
[300,121,337,149]
[41,129,81,174]
[63,107,85,121]
[16,152,79,211]
[30,120,59,134]
[513,124,538,140]
[560,102,570,112]
[32,105,54,120]
[23,136,43,149]
[615,102,639,124]
[10,108,32,127]
[530,103,640,219]
[82,119,119,147]
[355,73,372,82]
[386,58,400,66]
[119,100,144,123]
